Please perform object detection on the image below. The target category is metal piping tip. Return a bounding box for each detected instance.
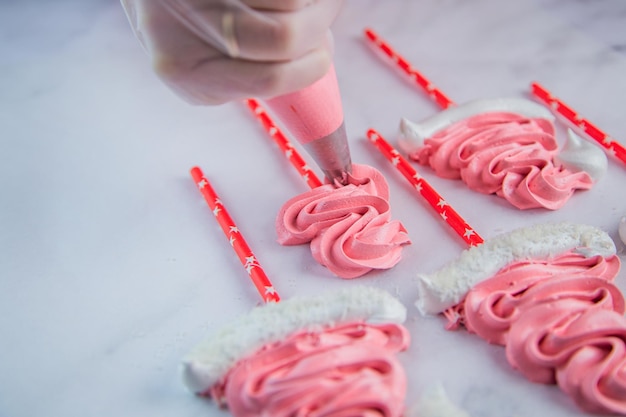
[323,166,353,187]
[301,121,352,185]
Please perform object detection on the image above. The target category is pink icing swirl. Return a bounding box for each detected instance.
[447,252,626,414]
[408,112,593,210]
[276,164,410,279]
[208,322,410,417]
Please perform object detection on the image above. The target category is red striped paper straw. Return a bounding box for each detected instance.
[190,166,280,303]
[364,28,484,247]
[531,82,626,167]
[364,28,455,109]
[367,129,483,247]
[245,99,323,189]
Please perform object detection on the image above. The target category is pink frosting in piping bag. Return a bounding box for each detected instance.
[208,322,409,417]
[276,164,411,279]
[447,252,626,414]
[408,112,593,210]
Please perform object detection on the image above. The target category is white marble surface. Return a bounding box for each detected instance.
[1,1,626,416]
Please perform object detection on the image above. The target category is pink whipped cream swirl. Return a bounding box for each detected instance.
[446,252,626,414]
[276,164,410,279]
[207,322,410,417]
[408,112,593,210]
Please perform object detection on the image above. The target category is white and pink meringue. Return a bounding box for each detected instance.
[399,98,600,210]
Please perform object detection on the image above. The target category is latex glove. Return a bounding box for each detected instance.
[120,0,343,105]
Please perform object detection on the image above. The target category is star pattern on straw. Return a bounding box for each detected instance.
[247,99,324,189]
[265,286,277,295]
[366,29,459,107]
[603,136,614,146]
[392,156,400,166]
[244,255,259,274]
[532,83,626,167]
[464,228,476,238]
[192,165,281,304]
[415,183,423,192]
[426,84,438,100]
[437,199,447,208]
[440,211,448,221]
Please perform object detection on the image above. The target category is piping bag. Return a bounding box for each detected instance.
[264,64,352,185]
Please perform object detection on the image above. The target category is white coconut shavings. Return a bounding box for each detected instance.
[416,222,616,315]
[182,286,406,393]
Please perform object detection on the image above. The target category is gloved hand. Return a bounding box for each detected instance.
[120,0,343,105]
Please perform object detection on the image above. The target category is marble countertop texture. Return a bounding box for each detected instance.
[1,0,625,416]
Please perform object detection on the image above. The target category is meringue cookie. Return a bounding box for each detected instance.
[555,129,608,182]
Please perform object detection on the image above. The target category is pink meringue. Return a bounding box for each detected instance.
[422,223,626,414]
[210,322,409,417]
[276,164,410,278]
[400,99,595,210]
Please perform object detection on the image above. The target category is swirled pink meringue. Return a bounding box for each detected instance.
[450,252,626,414]
[276,164,410,278]
[208,322,410,417]
[408,112,593,210]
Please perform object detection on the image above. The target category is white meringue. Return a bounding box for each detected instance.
[555,129,608,182]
